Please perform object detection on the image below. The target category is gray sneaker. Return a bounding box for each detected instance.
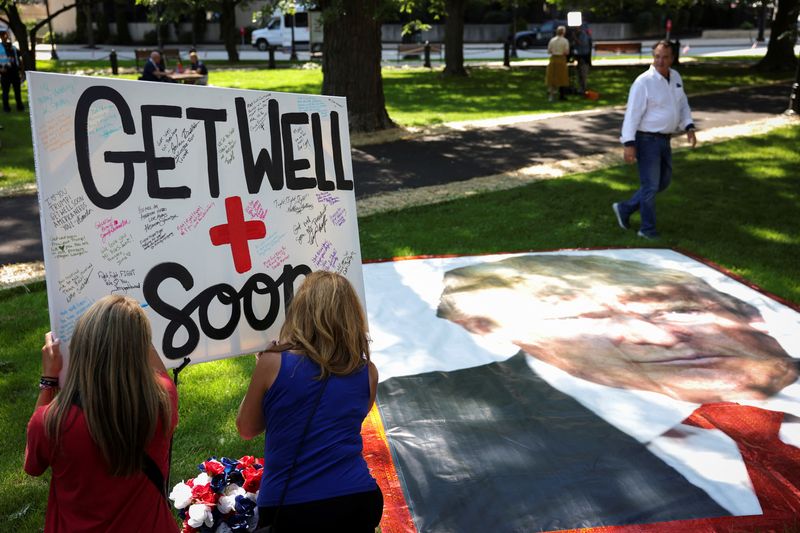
[612,203,630,230]
[637,230,659,240]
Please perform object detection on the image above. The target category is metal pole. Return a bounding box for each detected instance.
[290,13,297,61]
[424,41,431,68]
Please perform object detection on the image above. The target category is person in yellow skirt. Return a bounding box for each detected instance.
[546,26,570,102]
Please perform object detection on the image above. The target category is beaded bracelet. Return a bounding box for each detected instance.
[39,376,59,390]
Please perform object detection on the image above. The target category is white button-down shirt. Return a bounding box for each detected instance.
[526,354,800,517]
[620,65,694,144]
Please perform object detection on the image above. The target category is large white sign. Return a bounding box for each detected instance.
[29,72,365,368]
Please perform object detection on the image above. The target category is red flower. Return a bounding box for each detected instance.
[191,483,217,505]
[241,465,263,492]
[185,478,194,488]
[238,455,256,468]
[181,519,198,533]
[203,459,225,476]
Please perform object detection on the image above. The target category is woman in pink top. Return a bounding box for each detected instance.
[545,25,570,101]
[25,295,179,532]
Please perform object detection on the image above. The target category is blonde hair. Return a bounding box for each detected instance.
[45,295,171,477]
[276,271,369,378]
[556,26,566,36]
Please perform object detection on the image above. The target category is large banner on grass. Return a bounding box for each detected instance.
[362,249,800,532]
[29,72,364,368]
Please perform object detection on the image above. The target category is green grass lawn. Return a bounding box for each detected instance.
[0,58,790,191]
[1,123,798,529]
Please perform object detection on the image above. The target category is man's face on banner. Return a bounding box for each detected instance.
[438,256,797,404]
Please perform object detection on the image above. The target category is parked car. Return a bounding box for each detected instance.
[514,20,588,49]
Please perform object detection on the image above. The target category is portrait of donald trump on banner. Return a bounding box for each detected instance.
[367,250,800,532]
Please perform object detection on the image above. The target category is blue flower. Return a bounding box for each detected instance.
[226,513,250,532]
[227,469,244,487]
[221,456,239,474]
[234,494,256,516]
[210,472,227,493]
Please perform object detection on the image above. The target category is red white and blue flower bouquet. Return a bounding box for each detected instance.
[169,456,264,533]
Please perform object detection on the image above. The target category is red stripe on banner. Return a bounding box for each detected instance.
[674,247,800,313]
[362,405,417,533]
[553,510,799,533]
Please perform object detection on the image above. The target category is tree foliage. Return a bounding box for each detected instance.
[1,0,91,71]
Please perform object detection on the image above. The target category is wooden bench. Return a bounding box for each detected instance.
[135,48,182,72]
[397,42,443,61]
[594,41,642,58]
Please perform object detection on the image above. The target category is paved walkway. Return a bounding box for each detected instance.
[1,81,797,286]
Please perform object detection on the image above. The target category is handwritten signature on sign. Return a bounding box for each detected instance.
[218,127,238,165]
[97,269,141,295]
[101,233,134,266]
[293,205,328,246]
[139,205,178,250]
[274,194,314,215]
[156,121,200,165]
[50,235,89,258]
[46,189,93,231]
[59,264,94,303]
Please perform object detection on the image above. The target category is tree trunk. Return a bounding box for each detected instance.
[3,2,33,71]
[24,0,82,69]
[443,0,466,77]
[191,7,207,48]
[114,0,131,44]
[96,0,110,44]
[220,0,239,62]
[756,0,799,71]
[83,0,95,47]
[320,0,394,133]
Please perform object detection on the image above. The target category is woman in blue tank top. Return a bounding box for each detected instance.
[237,271,383,532]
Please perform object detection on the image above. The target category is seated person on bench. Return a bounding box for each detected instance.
[141,51,174,82]
[188,51,208,85]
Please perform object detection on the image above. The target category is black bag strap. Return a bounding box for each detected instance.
[72,392,167,499]
[272,378,329,528]
[142,453,168,499]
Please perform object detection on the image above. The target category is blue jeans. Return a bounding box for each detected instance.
[618,132,672,236]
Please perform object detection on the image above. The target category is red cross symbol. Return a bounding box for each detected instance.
[209,196,266,274]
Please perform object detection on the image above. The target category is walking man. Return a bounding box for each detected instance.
[572,26,592,95]
[0,27,25,112]
[613,41,696,239]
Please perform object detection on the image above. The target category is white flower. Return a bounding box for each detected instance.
[218,483,246,513]
[187,503,214,528]
[217,494,236,514]
[193,472,211,486]
[223,483,245,497]
[168,482,193,509]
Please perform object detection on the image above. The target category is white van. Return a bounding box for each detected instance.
[251,9,310,51]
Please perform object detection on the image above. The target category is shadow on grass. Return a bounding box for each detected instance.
[358,125,800,304]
